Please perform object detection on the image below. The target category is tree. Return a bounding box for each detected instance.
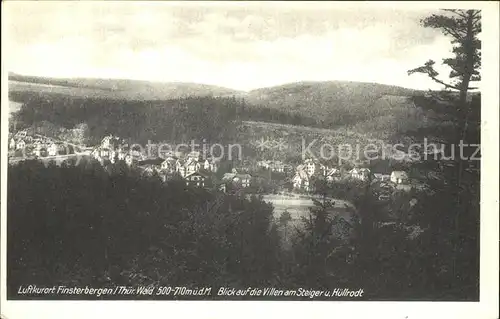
[407,8,482,222]
[7,162,283,297]
[407,9,481,298]
[279,210,292,242]
[408,9,481,141]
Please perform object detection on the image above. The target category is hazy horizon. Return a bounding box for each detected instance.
[5,2,473,91]
[8,71,429,92]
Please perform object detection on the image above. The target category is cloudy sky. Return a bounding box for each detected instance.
[5,2,462,91]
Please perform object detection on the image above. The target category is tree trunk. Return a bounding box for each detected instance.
[453,10,476,277]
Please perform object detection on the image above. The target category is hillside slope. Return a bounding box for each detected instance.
[8,73,245,100]
[8,74,432,145]
[243,81,424,130]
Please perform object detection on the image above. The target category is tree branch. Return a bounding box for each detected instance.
[430,77,461,90]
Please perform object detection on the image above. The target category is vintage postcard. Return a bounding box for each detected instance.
[1,1,498,319]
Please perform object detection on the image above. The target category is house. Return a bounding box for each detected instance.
[92,147,116,163]
[116,149,128,161]
[129,149,145,161]
[34,145,47,157]
[139,163,162,176]
[16,139,26,150]
[177,166,187,177]
[292,170,310,191]
[124,155,135,166]
[15,131,27,138]
[258,160,285,173]
[109,150,117,163]
[203,158,218,172]
[390,171,409,184]
[378,194,391,201]
[297,159,327,177]
[270,161,285,173]
[379,182,394,191]
[325,168,342,182]
[91,148,100,159]
[349,167,370,181]
[222,171,252,188]
[175,159,185,175]
[161,157,177,173]
[257,160,271,169]
[48,143,59,156]
[9,138,16,150]
[303,159,325,176]
[101,135,122,150]
[381,174,391,181]
[395,184,412,192]
[218,183,227,193]
[184,171,209,188]
[171,156,205,177]
[185,158,201,175]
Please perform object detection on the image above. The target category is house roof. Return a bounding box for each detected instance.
[391,171,409,178]
[162,157,177,163]
[396,184,412,191]
[222,173,236,181]
[185,158,200,166]
[236,173,251,179]
[222,173,251,182]
[326,168,341,176]
[294,170,309,180]
[185,171,209,179]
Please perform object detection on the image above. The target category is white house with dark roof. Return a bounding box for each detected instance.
[292,170,311,191]
[203,158,219,172]
[222,170,252,188]
[302,159,326,177]
[271,160,285,172]
[325,167,342,182]
[161,157,177,173]
[390,171,409,184]
[34,144,47,157]
[9,138,16,150]
[349,167,370,181]
[184,171,209,188]
[258,160,285,173]
[395,184,412,192]
[48,143,59,156]
[100,135,124,150]
[16,139,26,150]
[184,158,201,176]
[124,152,144,166]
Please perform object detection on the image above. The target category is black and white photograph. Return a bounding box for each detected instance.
[1,1,498,318]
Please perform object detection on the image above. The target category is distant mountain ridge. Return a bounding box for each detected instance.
[8,73,246,100]
[9,73,422,101]
[8,72,427,131]
[246,80,419,107]
[243,80,423,128]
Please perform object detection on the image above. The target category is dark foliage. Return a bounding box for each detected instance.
[7,160,282,299]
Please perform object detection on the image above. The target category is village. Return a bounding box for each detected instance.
[8,130,414,201]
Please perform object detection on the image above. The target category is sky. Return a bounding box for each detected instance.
[5,2,467,91]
